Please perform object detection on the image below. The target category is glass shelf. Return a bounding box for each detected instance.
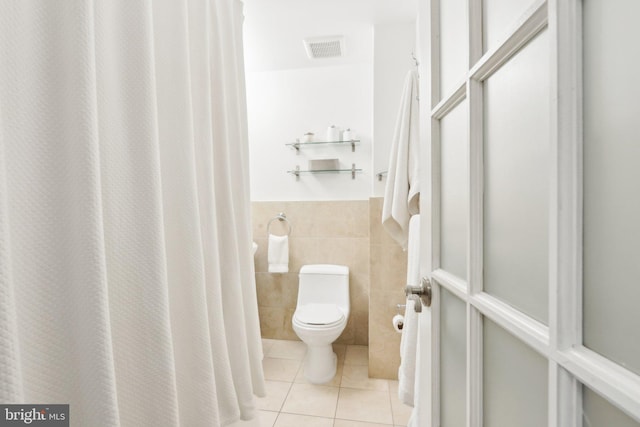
[285,139,360,153]
[287,164,362,180]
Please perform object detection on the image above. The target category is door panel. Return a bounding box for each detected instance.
[582,0,640,377]
[483,29,550,324]
[439,0,468,98]
[483,318,548,427]
[440,101,469,280]
[483,0,539,52]
[440,288,467,427]
[583,386,640,427]
[418,0,640,426]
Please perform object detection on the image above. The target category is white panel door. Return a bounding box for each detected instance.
[415,0,640,426]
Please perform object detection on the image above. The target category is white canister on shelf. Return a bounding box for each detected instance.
[342,128,355,141]
[326,125,340,142]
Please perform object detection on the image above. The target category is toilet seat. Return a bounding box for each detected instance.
[294,303,344,327]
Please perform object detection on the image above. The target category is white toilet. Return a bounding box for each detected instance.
[292,264,350,384]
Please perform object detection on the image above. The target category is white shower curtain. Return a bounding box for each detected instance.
[0,0,265,426]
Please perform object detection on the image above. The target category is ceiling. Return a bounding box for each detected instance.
[242,0,418,72]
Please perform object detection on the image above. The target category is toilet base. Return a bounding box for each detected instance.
[303,343,337,384]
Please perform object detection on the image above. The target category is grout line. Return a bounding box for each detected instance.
[387,379,396,426]
[267,339,392,426]
[293,356,304,385]
[333,386,341,423]
[276,379,295,415]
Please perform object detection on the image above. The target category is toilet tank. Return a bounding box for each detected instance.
[298,264,350,313]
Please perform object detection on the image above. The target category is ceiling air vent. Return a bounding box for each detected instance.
[303,36,345,59]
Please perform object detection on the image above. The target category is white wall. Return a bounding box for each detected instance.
[246,64,373,201]
[372,22,417,197]
[245,22,416,202]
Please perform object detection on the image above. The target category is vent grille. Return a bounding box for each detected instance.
[303,36,345,59]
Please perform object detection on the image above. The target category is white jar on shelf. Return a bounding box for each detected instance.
[326,125,340,142]
[342,128,355,141]
[303,132,314,142]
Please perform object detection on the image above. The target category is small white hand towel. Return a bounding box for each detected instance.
[398,214,420,406]
[268,234,289,273]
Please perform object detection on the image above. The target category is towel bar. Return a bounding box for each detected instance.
[267,212,292,236]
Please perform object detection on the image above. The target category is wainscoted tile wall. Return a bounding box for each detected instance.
[252,201,370,345]
[368,197,407,379]
[251,199,407,378]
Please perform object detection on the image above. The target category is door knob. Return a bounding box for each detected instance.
[404,277,432,309]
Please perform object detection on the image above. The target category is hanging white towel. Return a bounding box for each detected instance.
[268,234,289,273]
[406,313,427,427]
[399,214,420,406]
[382,70,421,249]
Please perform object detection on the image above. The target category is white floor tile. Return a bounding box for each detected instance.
[340,364,389,391]
[262,338,277,356]
[281,383,339,418]
[263,357,301,382]
[333,420,393,427]
[258,410,279,427]
[388,380,413,426]
[274,413,333,427]
[266,339,307,360]
[228,413,263,427]
[335,388,393,425]
[257,380,292,412]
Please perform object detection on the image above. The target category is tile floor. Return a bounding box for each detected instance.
[254,338,412,427]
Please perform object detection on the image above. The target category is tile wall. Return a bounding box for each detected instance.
[252,201,370,345]
[368,198,407,379]
[251,198,407,377]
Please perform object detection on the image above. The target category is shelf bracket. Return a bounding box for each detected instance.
[295,165,300,181]
[350,140,355,152]
[293,139,300,155]
[351,163,356,179]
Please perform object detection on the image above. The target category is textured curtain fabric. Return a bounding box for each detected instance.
[0,0,264,425]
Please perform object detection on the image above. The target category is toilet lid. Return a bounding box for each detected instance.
[295,304,344,326]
